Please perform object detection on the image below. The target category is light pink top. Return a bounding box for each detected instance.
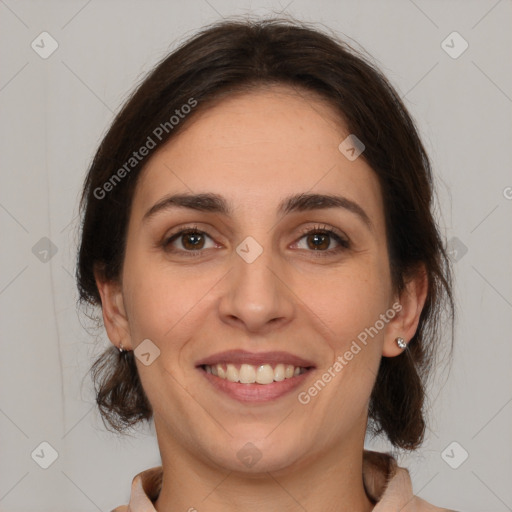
[111,449,458,512]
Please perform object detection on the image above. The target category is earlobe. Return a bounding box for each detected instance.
[382,265,428,357]
[94,266,132,351]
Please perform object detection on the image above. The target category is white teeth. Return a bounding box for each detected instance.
[256,364,274,384]
[226,364,238,382]
[217,365,226,379]
[239,364,256,383]
[204,363,308,384]
[274,363,285,381]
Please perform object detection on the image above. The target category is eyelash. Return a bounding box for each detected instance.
[161,224,350,258]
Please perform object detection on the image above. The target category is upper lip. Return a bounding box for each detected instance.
[195,349,316,368]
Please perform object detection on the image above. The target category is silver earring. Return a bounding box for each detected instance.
[396,337,407,349]
[118,343,125,353]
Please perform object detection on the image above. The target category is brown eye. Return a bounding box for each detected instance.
[294,226,350,256]
[305,232,331,251]
[180,231,206,250]
[163,228,216,255]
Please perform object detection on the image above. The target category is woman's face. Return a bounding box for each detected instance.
[100,85,419,473]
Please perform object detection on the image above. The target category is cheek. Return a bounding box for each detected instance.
[121,249,221,347]
[298,260,392,349]
[302,268,391,421]
[314,260,392,403]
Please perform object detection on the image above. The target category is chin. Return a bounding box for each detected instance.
[206,432,307,474]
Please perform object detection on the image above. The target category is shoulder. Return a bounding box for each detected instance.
[111,465,163,511]
[363,450,458,512]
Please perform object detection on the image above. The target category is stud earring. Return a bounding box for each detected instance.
[396,337,407,349]
[118,343,125,353]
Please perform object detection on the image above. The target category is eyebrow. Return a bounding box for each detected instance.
[142,192,372,230]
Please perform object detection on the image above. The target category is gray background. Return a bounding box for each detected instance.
[0,0,511,510]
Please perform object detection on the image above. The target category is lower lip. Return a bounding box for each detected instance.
[198,366,314,403]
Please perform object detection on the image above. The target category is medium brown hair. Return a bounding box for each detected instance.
[77,17,454,450]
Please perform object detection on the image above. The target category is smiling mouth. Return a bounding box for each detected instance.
[200,363,313,385]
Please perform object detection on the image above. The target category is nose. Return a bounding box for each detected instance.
[218,239,295,334]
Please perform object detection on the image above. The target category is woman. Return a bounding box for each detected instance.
[77,17,456,511]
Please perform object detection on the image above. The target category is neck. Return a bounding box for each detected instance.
[153,424,375,512]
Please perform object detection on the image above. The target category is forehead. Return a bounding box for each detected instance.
[133,85,383,222]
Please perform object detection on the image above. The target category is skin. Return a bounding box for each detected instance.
[96,84,428,512]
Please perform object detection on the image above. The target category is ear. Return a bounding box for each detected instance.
[94,265,132,351]
[382,264,428,357]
